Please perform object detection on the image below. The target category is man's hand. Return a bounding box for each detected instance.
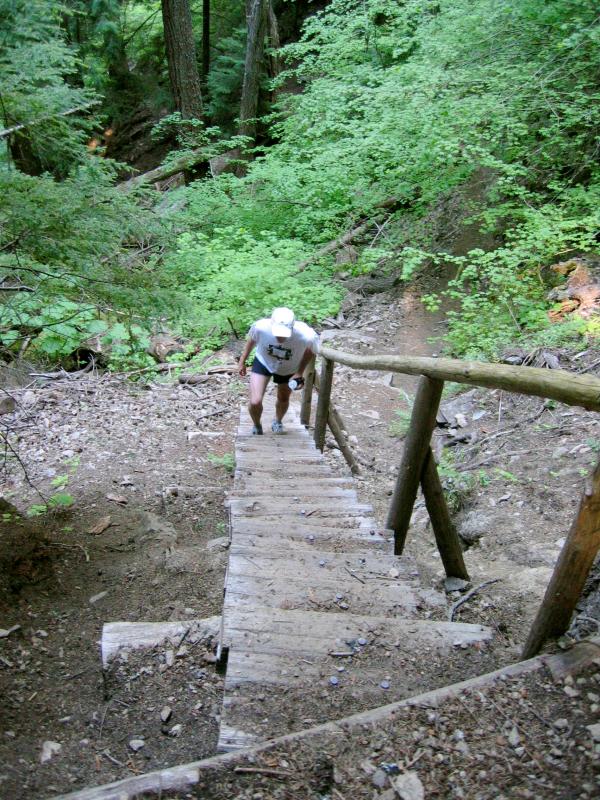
[238,360,247,377]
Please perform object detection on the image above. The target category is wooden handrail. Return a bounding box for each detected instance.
[302,345,600,657]
[320,347,600,411]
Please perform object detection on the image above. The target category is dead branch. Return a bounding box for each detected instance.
[0,101,101,139]
[449,579,501,621]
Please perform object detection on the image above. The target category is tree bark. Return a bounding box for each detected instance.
[161,0,203,119]
[239,0,269,140]
[202,0,210,83]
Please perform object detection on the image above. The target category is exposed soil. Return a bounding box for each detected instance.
[0,280,599,799]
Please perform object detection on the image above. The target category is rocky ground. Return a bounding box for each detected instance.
[0,280,599,799]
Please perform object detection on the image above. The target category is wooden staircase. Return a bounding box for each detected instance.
[217,395,492,752]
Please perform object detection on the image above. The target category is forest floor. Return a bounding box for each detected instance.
[0,276,599,799]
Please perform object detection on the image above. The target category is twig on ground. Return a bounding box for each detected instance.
[233,767,292,778]
[48,542,90,562]
[344,566,365,584]
[449,578,500,621]
[196,405,230,421]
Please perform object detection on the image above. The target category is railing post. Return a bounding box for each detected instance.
[421,448,469,580]
[522,458,600,659]
[386,376,444,555]
[314,357,334,451]
[300,355,316,427]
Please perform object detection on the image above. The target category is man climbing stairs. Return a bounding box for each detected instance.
[217,396,492,751]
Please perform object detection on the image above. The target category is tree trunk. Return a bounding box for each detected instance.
[161,0,203,119]
[202,0,210,83]
[239,0,269,139]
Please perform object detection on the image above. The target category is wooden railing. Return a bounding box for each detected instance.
[300,346,600,659]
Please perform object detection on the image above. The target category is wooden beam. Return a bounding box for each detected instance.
[300,355,316,427]
[313,369,359,474]
[314,357,334,451]
[386,376,444,554]
[320,346,600,412]
[522,458,600,658]
[420,448,468,580]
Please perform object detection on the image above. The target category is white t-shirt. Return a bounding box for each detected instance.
[249,318,320,375]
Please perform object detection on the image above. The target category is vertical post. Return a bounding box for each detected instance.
[421,448,469,580]
[314,357,334,451]
[386,376,444,555]
[522,458,600,659]
[300,355,316,427]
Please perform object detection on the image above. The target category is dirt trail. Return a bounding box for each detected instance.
[0,282,599,798]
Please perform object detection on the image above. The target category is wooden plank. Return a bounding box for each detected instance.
[300,354,316,426]
[225,550,413,581]
[101,617,220,667]
[222,607,491,652]
[523,458,600,658]
[222,577,424,616]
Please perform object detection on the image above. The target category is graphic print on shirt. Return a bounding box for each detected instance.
[268,343,292,362]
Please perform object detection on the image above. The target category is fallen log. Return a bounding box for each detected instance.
[320,346,600,412]
[117,148,206,192]
[101,616,221,667]
[295,198,400,273]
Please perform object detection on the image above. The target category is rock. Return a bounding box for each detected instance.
[128,739,145,752]
[586,723,600,742]
[458,512,491,545]
[0,396,16,415]
[390,771,425,800]
[372,768,388,788]
[206,537,229,551]
[160,706,172,723]
[40,741,62,763]
[455,413,468,428]
[508,726,520,747]
[165,649,175,667]
[553,718,569,730]
[444,577,469,593]
[89,591,108,605]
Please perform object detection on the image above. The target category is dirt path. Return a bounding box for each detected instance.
[0,284,598,798]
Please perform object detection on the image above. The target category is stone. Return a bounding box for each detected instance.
[390,771,425,800]
[586,723,600,742]
[444,577,469,593]
[371,768,388,789]
[40,741,62,763]
[458,512,491,545]
[89,591,108,605]
[128,739,145,752]
[160,706,172,723]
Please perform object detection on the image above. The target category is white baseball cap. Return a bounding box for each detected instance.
[271,307,295,337]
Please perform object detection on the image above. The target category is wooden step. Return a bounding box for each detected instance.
[217,399,494,754]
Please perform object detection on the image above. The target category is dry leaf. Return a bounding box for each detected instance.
[106,494,128,506]
[88,516,112,535]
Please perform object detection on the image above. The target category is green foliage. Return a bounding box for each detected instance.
[388,408,412,438]
[207,452,235,473]
[0,0,99,173]
[164,227,342,344]
[437,451,478,512]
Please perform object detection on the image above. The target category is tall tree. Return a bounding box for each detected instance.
[161,0,203,118]
[238,0,268,139]
[202,0,210,83]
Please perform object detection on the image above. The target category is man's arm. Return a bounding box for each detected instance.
[292,347,315,379]
[238,337,256,377]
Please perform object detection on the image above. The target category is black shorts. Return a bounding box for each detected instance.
[251,357,293,385]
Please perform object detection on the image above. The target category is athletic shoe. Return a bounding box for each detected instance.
[271,420,284,434]
[252,424,263,435]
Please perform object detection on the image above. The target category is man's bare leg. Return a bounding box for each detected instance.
[248,373,270,432]
[274,383,292,430]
